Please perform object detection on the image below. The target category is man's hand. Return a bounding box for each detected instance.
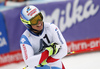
[36,43,61,67]
[45,42,61,56]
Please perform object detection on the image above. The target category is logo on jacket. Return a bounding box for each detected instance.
[21,38,26,43]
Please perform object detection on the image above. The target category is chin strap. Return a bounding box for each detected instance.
[30,27,40,32]
[29,27,43,35]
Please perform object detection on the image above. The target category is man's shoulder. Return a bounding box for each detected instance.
[44,22,56,28]
[21,29,30,37]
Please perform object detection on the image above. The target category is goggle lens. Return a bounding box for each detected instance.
[30,14,42,25]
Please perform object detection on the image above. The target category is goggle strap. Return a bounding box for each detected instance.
[20,17,31,25]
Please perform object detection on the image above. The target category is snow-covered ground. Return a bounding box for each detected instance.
[0,51,100,69]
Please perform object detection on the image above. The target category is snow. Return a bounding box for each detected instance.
[0,51,100,69]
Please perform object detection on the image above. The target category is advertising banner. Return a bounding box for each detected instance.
[67,38,100,55]
[38,0,100,42]
[0,12,9,54]
[2,0,100,51]
[0,50,23,66]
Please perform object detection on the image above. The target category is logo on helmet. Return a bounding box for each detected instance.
[27,8,37,16]
[26,7,31,13]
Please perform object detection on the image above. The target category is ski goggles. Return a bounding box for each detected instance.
[20,13,43,25]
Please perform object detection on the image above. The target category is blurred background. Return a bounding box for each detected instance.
[0,0,100,69]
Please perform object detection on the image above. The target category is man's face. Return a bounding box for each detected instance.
[31,20,43,32]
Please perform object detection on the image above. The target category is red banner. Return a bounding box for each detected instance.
[67,38,100,55]
[0,50,23,66]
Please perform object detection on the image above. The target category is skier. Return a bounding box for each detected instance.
[20,5,67,69]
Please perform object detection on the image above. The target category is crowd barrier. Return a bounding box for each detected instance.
[0,0,100,66]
